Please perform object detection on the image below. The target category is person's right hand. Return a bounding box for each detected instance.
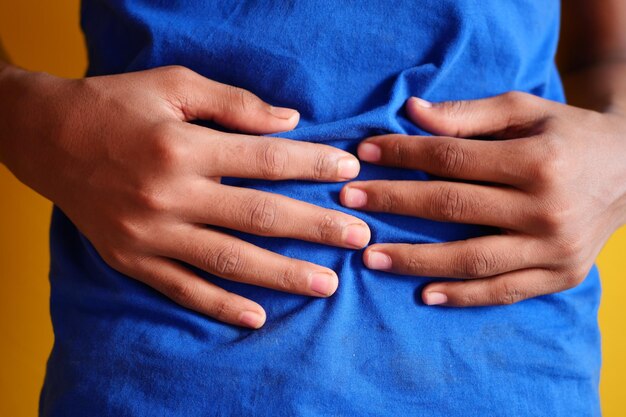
[0,65,370,328]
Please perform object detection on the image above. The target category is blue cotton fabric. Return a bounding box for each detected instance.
[40,1,602,416]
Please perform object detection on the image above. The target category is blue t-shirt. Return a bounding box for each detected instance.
[41,1,602,416]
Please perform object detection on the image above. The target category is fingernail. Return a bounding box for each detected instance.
[410,96,432,108]
[358,143,382,162]
[424,292,448,306]
[343,224,370,248]
[270,105,300,120]
[337,157,360,180]
[365,251,392,270]
[238,311,265,328]
[309,272,337,296]
[343,187,368,208]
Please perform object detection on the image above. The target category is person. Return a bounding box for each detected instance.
[0,1,624,415]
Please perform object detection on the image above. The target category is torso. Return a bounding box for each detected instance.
[41,2,602,416]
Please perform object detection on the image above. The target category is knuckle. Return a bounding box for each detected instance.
[257,144,288,179]
[538,210,562,234]
[391,139,406,166]
[135,186,171,213]
[377,188,397,212]
[534,198,572,235]
[502,92,526,121]
[503,91,527,105]
[565,266,588,288]
[167,280,200,307]
[164,65,192,79]
[432,185,464,221]
[552,235,584,262]
[275,264,300,291]
[149,125,189,169]
[156,65,193,88]
[113,216,147,246]
[208,297,233,322]
[503,91,536,117]
[244,195,278,234]
[443,100,466,120]
[226,85,256,114]
[316,214,339,242]
[160,65,194,92]
[312,150,333,179]
[431,142,468,176]
[547,268,584,293]
[206,242,245,277]
[100,247,130,271]
[559,272,581,290]
[503,90,520,100]
[534,161,560,188]
[529,136,567,187]
[496,282,525,305]
[459,245,500,278]
[458,290,481,306]
[403,255,422,273]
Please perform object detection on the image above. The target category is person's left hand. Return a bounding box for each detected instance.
[340,92,626,307]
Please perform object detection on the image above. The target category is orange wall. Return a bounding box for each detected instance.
[0,1,624,416]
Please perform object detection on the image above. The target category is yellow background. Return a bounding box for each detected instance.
[0,1,624,415]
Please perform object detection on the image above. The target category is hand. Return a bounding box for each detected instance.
[340,92,626,307]
[0,65,371,328]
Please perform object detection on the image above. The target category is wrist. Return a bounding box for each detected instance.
[0,64,26,166]
[0,66,67,182]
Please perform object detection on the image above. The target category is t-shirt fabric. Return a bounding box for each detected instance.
[40,1,602,416]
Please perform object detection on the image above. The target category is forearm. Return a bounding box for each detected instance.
[0,51,16,167]
[0,53,51,171]
[0,37,18,166]
[0,62,26,168]
[0,36,62,172]
[559,0,626,113]
[561,61,626,115]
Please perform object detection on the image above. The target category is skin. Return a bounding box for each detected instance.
[0,39,8,64]
[0,1,624,327]
[341,94,626,306]
[339,0,626,307]
[0,65,371,329]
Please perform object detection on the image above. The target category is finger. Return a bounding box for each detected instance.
[185,182,370,249]
[356,134,532,186]
[405,92,555,139]
[341,180,532,230]
[131,256,267,329]
[361,235,543,279]
[162,226,340,298]
[159,66,300,134]
[420,268,571,307]
[185,123,360,181]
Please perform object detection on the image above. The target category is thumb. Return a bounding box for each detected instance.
[405,92,546,139]
[161,66,300,134]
